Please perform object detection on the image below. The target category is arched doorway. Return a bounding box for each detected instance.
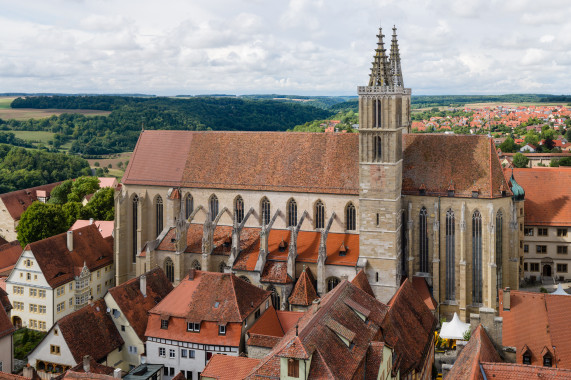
[12,316,22,328]
[543,264,552,277]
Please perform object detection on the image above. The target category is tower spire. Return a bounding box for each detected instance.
[368,26,392,87]
[390,25,404,88]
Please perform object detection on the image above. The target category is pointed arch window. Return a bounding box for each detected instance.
[327,277,340,292]
[164,258,174,283]
[496,210,503,292]
[287,199,297,227]
[156,196,163,238]
[267,285,280,310]
[445,209,455,301]
[315,200,325,229]
[132,195,139,263]
[419,207,429,273]
[375,136,382,162]
[185,194,194,220]
[472,210,483,304]
[234,196,244,224]
[261,197,271,226]
[209,195,219,221]
[346,202,356,231]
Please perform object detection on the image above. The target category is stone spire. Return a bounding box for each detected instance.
[368,26,392,87]
[390,26,404,88]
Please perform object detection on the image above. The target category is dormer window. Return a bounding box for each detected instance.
[187,322,201,332]
[339,243,347,257]
[472,191,479,198]
[543,354,552,367]
[419,184,426,196]
[523,352,531,365]
[218,325,226,335]
[278,240,288,252]
[287,359,299,378]
[447,190,454,197]
[161,319,168,329]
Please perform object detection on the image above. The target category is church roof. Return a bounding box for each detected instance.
[288,267,319,306]
[123,131,510,200]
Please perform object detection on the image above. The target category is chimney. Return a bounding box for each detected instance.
[140,274,147,297]
[113,368,122,379]
[89,218,94,225]
[503,287,511,311]
[67,230,73,252]
[189,268,196,280]
[83,355,91,373]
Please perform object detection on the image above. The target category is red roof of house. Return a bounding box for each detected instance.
[288,267,318,306]
[412,276,437,311]
[0,295,15,339]
[202,355,260,380]
[500,289,571,368]
[58,299,124,363]
[350,269,374,297]
[0,240,22,276]
[27,224,114,289]
[444,325,501,380]
[146,271,270,347]
[511,168,571,226]
[0,181,62,220]
[480,363,571,380]
[70,220,114,239]
[107,268,173,341]
[246,306,303,349]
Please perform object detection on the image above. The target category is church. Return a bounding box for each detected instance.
[113,26,524,320]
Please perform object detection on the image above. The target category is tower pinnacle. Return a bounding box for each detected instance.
[390,26,404,88]
[368,27,392,87]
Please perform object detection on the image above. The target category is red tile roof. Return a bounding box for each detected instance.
[412,276,437,311]
[246,280,391,379]
[0,287,11,313]
[444,324,501,380]
[58,299,124,363]
[0,181,62,220]
[0,294,15,339]
[511,168,571,226]
[480,363,571,380]
[146,271,270,347]
[246,306,303,349]
[382,279,437,377]
[170,372,185,380]
[350,269,374,297]
[70,220,114,239]
[259,261,292,284]
[201,355,260,380]
[288,267,318,306]
[500,289,571,368]
[403,134,511,198]
[107,268,173,341]
[0,240,22,276]
[66,357,115,376]
[28,225,114,289]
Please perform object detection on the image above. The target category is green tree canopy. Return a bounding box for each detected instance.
[84,187,115,221]
[17,202,68,247]
[68,176,100,202]
[499,137,518,153]
[512,153,530,168]
[48,180,73,205]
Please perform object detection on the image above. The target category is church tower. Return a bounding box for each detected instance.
[358,26,411,302]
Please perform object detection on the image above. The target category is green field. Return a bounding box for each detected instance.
[11,130,55,144]
[0,97,16,109]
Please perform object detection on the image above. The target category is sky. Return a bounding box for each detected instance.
[1,0,571,96]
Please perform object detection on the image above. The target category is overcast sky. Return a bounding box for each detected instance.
[1,0,571,96]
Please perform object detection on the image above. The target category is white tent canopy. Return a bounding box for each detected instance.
[552,283,569,296]
[440,312,470,340]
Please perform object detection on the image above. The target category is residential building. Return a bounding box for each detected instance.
[104,268,173,370]
[123,364,163,380]
[0,182,61,241]
[6,224,114,331]
[201,356,260,380]
[114,25,522,322]
[499,288,571,369]
[512,168,571,282]
[27,299,124,379]
[0,294,15,373]
[70,220,114,239]
[144,270,272,380]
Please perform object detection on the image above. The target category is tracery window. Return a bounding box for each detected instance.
[261,197,271,226]
[185,194,194,219]
[472,210,483,304]
[267,285,280,310]
[164,258,174,283]
[287,199,297,227]
[419,207,429,273]
[191,260,201,270]
[132,195,139,263]
[155,196,163,238]
[235,196,244,224]
[496,210,503,291]
[327,277,340,292]
[346,202,356,231]
[445,209,455,301]
[209,194,219,221]
[315,200,325,229]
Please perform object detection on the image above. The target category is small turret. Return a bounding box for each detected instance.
[390,26,404,88]
[368,27,392,87]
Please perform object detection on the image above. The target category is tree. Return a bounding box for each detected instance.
[48,180,73,205]
[68,176,100,202]
[512,153,529,168]
[62,202,89,227]
[499,137,518,153]
[17,202,67,247]
[524,131,539,146]
[85,187,115,221]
